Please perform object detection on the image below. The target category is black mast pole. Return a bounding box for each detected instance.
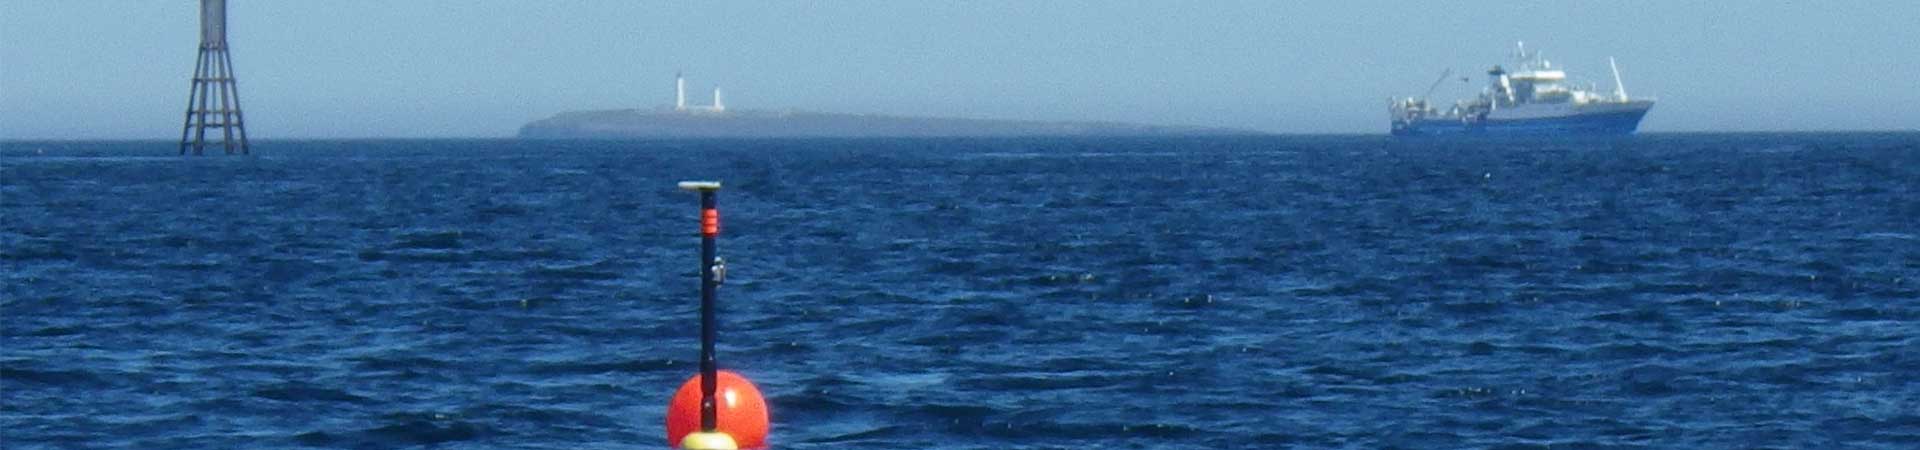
[682,181,723,433]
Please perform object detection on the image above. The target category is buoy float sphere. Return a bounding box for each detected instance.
[667,370,769,448]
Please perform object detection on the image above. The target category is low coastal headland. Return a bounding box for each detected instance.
[518,108,1261,139]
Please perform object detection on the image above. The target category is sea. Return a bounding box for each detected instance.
[3,133,1917,449]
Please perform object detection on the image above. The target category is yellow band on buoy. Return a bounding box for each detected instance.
[679,431,739,450]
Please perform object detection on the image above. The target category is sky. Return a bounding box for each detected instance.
[3,1,1917,139]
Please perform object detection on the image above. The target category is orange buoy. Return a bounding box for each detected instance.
[667,370,769,448]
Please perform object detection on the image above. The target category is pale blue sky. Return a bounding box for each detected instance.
[3,1,1916,139]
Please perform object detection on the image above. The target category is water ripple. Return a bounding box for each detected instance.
[3,134,1917,448]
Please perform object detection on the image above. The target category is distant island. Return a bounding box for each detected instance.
[517,108,1260,139]
[522,73,1260,139]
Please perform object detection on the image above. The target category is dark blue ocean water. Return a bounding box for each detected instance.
[4,134,1918,449]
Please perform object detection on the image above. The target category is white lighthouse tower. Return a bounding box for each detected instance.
[675,72,687,111]
[712,87,725,112]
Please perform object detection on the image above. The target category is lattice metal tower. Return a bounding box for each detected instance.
[179,0,249,155]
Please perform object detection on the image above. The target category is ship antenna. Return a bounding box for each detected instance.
[1609,57,1629,101]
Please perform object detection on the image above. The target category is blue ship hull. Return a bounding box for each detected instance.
[1391,108,1650,137]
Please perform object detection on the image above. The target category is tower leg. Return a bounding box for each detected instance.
[223,48,249,154]
[180,47,208,155]
[192,46,211,156]
[215,49,237,154]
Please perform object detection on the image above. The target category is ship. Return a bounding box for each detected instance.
[1390,43,1654,136]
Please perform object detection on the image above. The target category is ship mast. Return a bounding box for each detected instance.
[1609,57,1629,101]
[1423,68,1453,101]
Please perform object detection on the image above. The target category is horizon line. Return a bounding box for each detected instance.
[5,129,1919,144]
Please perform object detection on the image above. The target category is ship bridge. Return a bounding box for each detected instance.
[1495,49,1576,105]
[1509,70,1565,82]
[1510,69,1572,104]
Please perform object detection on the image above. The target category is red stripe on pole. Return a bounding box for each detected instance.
[702,208,719,236]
